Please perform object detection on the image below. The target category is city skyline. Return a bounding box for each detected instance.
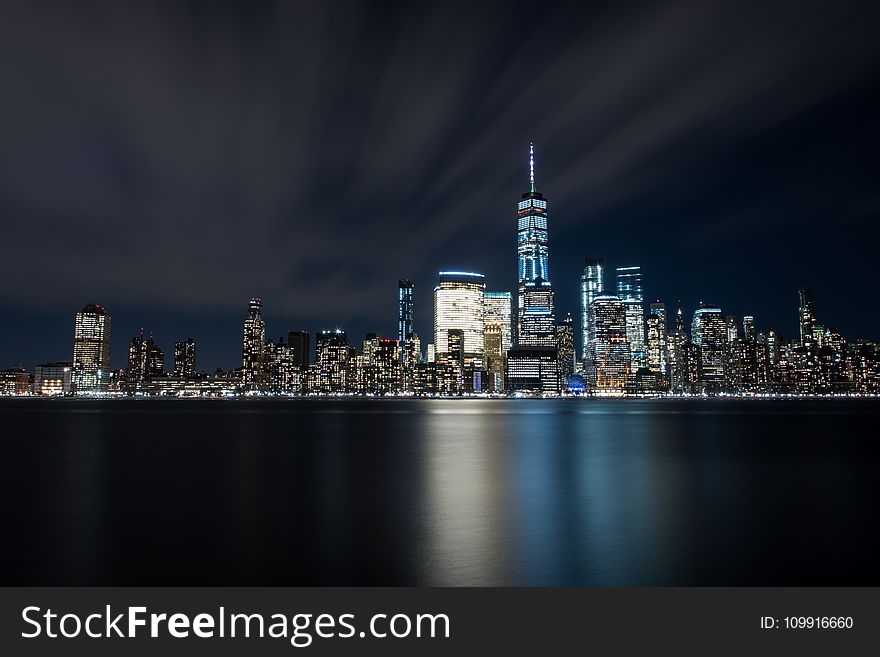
[2,143,878,396]
[2,0,880,372]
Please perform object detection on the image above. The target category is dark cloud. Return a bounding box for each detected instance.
[1,0,879,369]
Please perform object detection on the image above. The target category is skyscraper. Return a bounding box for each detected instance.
[509,144,559,392]
[557,313,576,382]
[398,279,414,343]
[483,291,513,354]
[799,287,816,347]
[646,302,668,377]
[71,303,111,394]
[287,330,311,369]
[315,330,351,394]
[518,282,557,347]
[484,291,512,391]
[591,295,630,395]
[433,271,486,365]
[516,143,556,346]
[616,267,645,369]
[242,297,266,390]
[692,305,726,391]
[517,143,549,286]
[580,257,604,369]
[174,338,197,378]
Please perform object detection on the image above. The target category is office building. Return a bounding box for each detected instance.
[434,271,486,366]
[71,303,112,394]
[557,312,576,383]
[580,258,604,366]
[173,338,197,378]
[591,295,630,395]
[516,143,557,346]
[242,297,266,390]
[34,362,72,396]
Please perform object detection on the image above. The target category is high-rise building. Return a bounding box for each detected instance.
[173,338,197,378]
[483,320,505,392]
[591,295,630,395]
[798,287,816,348]
[616,267,645,369]
[725,314,738,345]
[287,330,311,369]
[557,312,576,382]
[434,271,486,366]
[517,143,549,287]
[647,301,668,377]
[743,315,756,342]
[646,311,668,377]
[398,279,414,344]
[506,346,559,395]
[668,303,689,394]
[374,339,403,394]
[692,305,726,391]
[580,258,604,364]
[518,281,557,347]
[483,291,513,354]
[508,143,559,392]
[242,297,266,390]
[516,143,556,346]
[362,332,380,366]
[71,303,112,394]
[315,330,351,394]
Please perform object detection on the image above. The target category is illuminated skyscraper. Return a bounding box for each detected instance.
[484,291,512,391]
[692,305,726,391]
[398,279,414,343]
[647,302,668,376]
[743,315,756,342]
[315,330,351,394]
[591,295,630,395]
[517,143,549,286]
[516,143,556,345]
[433,271,486,365]
[580,257,604,373]
[798,287,816,347]
[287,330,311,369]
[71,303,111,394]
[483,320,505,391]
[725,314,738,344]
[557,313,576,383]
[484,291,513,354]
[616,267,645,368]
[242,297,266,390]
[518,281,557,347]
[374,339,402,394]
[173,338,197,378]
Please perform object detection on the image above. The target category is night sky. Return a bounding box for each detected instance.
[2,0,880,372]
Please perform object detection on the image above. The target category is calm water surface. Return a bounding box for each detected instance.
[1,398,878,585]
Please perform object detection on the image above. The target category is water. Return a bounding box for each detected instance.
[1,398,878,586]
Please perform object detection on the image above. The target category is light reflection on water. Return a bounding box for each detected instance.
[1,397,879,585]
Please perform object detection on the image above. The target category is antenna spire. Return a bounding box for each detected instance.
[529,142,535,193]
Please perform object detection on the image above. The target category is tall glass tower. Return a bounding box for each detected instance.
[616,266,645,368]
[517,143,549,284]
[516,143,556,346]
[71,303,112,394]
[398,279,414,343]
[580,257,604,363]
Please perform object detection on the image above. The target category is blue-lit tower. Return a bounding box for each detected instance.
[517,143,549,284]
[398,279,414,343]
[516,143,556,347]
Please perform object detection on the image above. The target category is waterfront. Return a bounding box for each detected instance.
[1,398,878,585]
